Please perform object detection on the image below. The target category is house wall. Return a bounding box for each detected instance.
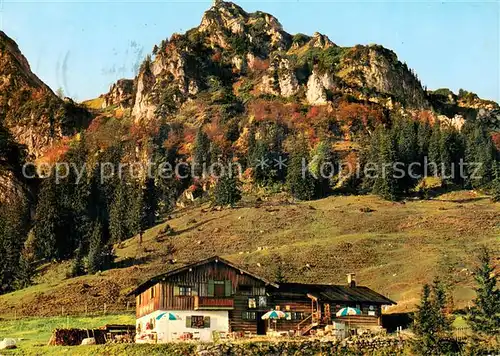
[270,294,384,332]
[136,310,229,342]
[136,284,161,318]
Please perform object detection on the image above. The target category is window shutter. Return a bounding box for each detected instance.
[185,316,192,328]
[204,316,211,328]
[224,280,232,297]
[208,280,215,297]
[174,286,180,296]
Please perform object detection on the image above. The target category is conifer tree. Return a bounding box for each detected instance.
[467,246,500,335]
[0,200,30,293]
[431,278,451,335]
[70,242,85,277]
[193,128,211,178]
[428,123,442,176]
[440,127,464,184]
[213,170,241,207]
[251,140,275,185]
[417,121,432,160]
[247,124,257,167]
[14,251,33,290]
[87,222,104,274]
[394,118,418,192]
[109,181,128,244]
[128,183,145,237]
[310,141,334,198]
[464,123,495,188]
[491,161,500,202]
[372,129,399,201]
[143,178,158,229]
[33,176,62,260]
[413,281,451,355]
[287,139,315,201]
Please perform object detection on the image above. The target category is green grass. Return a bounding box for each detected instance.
[0,314,135,354]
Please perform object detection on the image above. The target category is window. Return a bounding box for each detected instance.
[238,285,252,295]
[292,312,304,320]
[258,296,267,307]
[252,287,266,296]
[138,294,142,304]
[208,280,232,297]
[179,286,192,296]
[191,316,205,328]
[150,287,155,299]
[186,315,210,329]
[242,311,256,320]
[214,281,225,297]
[248,297,257,309]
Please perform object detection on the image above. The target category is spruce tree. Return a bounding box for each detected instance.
[14,251,33,290]
[440,127,464,184]
[193,128,211,178]
[109,181,128,244]
[0,200,29,293]
[372,129,399,201]
[213,171,242,207]
[310,141,334,198]
[87,222,104,274]
[251,140,275,185]
[431,278,451,335]
[395,118,418,192]
[287,139,315,201]
[70,242,85,277]
[467,246,500,335]
[417,121,432,160]
[247,124,257,167]
[491,161,500,202]
[428,123,442,176]
[33,176,61,260]
[414,284,438,353]
[128,183,145,237]
[143,178,158,229]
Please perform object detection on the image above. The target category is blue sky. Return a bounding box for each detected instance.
[2,0,499,102]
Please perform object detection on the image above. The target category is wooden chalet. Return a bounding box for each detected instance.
[129,256,396,342]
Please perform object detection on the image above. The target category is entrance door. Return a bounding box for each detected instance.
[256,312,266,335]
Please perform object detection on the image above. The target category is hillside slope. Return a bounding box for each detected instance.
[0,31,91,159]
[0,191,498,317]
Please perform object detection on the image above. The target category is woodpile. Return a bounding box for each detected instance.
[47,329,106,346]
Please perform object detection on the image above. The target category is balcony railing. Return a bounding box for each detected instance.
[194,296,234,310]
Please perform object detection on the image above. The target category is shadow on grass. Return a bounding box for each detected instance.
[170,216,228,236]
[112,255,152,269]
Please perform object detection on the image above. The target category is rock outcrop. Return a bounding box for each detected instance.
[103,79,134,108]
[94,0,497,127]
[0,31,91,158]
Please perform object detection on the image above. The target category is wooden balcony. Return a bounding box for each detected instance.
[334,315,380,327]
[194,296,234,310]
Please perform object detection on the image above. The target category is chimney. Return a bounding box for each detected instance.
[347,273,356,287]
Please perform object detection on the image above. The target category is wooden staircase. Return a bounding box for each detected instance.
[297,311,321,336]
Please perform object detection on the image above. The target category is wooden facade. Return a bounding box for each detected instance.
[134,257,273,335]
[131,256,396,337]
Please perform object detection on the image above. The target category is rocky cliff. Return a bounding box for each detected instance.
[126,0,437,124]
[0,31,91,159]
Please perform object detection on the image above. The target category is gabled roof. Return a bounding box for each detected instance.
[128,256,278,296]
[270,283,396,305]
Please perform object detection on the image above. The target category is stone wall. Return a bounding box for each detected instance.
[152,337,407,356]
